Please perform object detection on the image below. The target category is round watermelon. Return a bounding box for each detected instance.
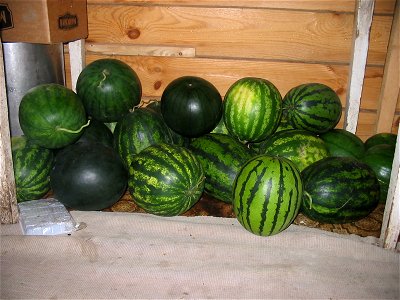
[77,118,114,148]
[320,128,365,159]
[364,132,397,150]
[11,136,54,202]
[301,156,380,223]
[19,83,88,149]
[76,58,142,123]
[50,142,128,211]
[189,133,254,203]
[233,155,303,236]
[223,77,282,143]
[161,76,223,138]
[362,144,395,203]
[260,129,330,171]
[128,143,205,216]
[282,83,342,133]
[113,107,173,169]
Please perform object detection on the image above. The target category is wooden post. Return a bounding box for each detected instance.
[0,38,19,224]
[68,39,86,92]
[375,0,399,134]
[344,0,375,134]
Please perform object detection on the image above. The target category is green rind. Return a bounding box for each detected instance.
[320,128,365,159]
[11,136,54,202]
[260,129,330,171]
[113,107,173,169]
[189,133,254,203]
[128,143,205,216]
[364,133,397,150]
[76,58,142,123]
[301,156,380,223]
[223,77,282,143]
[232,155,303,236]
[19,84,87,149]
[282,83,342,133]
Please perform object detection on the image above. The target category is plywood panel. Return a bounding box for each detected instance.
[87,0,396,14]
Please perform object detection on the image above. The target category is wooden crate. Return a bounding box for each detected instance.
[1,0,399,250]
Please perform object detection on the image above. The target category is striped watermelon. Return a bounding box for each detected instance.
[11,136,54,202]
[259,129,330,171]
[76,58,142,123]
[301,157,380,223]
[233,155,303,236]
[189,133,254,203]
[364,132,397,150]
[282,83,342,133]
[113,107,173,169]
[320,128,365,159]
[128,143,205,216]
[223,77,282,143]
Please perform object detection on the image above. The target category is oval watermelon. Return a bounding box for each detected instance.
[19,83,88,149]
[233,155,303,236]
[113,107,173,169]
[76,58,142,123]
[282,83,342,133]
[128,143,205,216]
[189,133,254,203]
[259,129,330,171]
[320,128,365,159]
[161,76,222,138]
[224,77,282,143]
[12,136,54,202]
[51,142,128,211]
[301,156,380,223]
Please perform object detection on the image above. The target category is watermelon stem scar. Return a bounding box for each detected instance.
[56,119,91,134]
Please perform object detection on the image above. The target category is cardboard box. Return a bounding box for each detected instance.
[0,0,88,43]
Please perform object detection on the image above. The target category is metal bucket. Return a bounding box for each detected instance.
[3,42,65,136]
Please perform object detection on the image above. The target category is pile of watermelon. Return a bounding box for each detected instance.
[12,58,397,237]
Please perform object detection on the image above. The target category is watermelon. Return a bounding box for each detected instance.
[161,76,222,138]
[364,132,397,150]
[189,133,254,203]
[77,118,114,148]
[232,155,303,236]
[50,142,127,211]
[76,58,142,123]
[223,77,282,143]
[320,128,365,159]
[113,107,173,169]
[362,144,395,203]
[211,116,230,135]
[301,156,380,223]
[128,143,205,216]
[259,129,330,171]
[11,136,54,202]
[282,83,342,133]
[19,83,88,149]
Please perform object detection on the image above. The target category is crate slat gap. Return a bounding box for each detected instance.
[0,0,399,250]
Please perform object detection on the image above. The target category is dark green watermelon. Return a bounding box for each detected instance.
[223,77,282,143]
[76,58,142,123]
[128,143,205,216]
[362,144,395,203]
[113,107,173,169]
[301,156,380,223]
[77,118,114,148]
[50,142,127,211]
[259,129,330,171]
[161,76,222,138]
[19,83,88,149]
[232,155,303,236]
[11,136,54,202]
[320,128,365,159]
[364,132,397,150]
[189,133,254,203]
[282,83,342,133]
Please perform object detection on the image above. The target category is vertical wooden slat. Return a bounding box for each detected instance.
[375,0,399,134]
[380,128,400,250]
[0,38,19,224]
[68,39,86,92]
[344,0,375,134]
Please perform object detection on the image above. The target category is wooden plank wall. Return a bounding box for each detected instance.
[64,0,397,141]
